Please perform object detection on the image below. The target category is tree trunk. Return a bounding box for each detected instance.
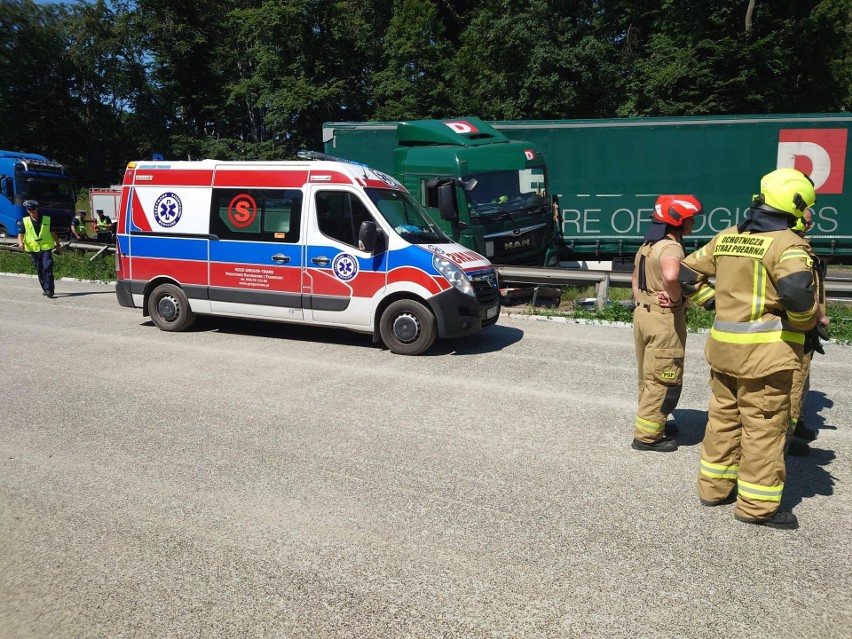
[745,0,756,33]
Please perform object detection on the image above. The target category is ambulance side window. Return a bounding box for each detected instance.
[315,191,375,249]
[210,189,302,242]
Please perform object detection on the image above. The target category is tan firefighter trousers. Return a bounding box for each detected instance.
[790,351,812,425]
[699,369,792,520]
[633,302,686,444]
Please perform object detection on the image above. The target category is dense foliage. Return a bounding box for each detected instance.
[1,0,849,187]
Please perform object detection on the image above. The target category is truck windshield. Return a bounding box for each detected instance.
[464,169,547,219]
[17,176,75,207]
[366,187,450,244]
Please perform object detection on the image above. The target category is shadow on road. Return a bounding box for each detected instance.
[145,316,524,355]
[785,447,836,509]
[53,290,115,298]
[803,389,835,434]
[670,407,707,447]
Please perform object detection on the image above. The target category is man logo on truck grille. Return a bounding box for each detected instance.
[153,192,182,228]
[332,253,358,281]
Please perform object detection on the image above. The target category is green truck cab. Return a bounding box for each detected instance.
[323,118,556,266]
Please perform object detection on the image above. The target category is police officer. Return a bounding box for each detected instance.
[17,200,62,298]
[71,210,91,241]
[95,209,114,242]
[679,168,819,530]
[631,195,703,452]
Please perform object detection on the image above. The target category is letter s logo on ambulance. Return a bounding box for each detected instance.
[777,129,847,194]
[153,192,182,228]
[444,120,478,134]
[228,194,257,229]
[524,149,536,161]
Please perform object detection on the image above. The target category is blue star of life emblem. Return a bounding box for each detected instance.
[332,253,358,281]
[153,192,182,228]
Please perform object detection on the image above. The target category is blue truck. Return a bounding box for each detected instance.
[0,150,75,239]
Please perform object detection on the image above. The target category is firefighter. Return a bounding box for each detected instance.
[679,168,819,530]
[788,208,830,455]
[631,195,703,452]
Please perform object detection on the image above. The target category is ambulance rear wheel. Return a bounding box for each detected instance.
[379,299,437,355]
[148,283,196,332]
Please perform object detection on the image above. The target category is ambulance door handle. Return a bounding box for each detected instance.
[272,253,290,264]
[311,256,330,266]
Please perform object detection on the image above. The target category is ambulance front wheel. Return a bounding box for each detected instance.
[380,299,437,355]
[148,283,196,332]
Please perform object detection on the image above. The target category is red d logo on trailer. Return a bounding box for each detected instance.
[228,194,257,228]
[444,120,478,134]
[777,129,847,194]
[524,149,536,161]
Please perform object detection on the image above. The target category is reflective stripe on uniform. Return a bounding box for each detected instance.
[710,327,805,345]
[700,459,739,479]
[711,319,805,345]
[737,479,783,502]
[750,261,766,321]
[779,249,811,263]
[786,308,816,323]
[635,416,665,435]
[689,287,715,305]
[713,319,784,333]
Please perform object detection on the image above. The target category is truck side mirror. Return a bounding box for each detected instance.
[358,220,378,253]
[438,182,458,222]
[1,177,11,200]
[462,177,478,193]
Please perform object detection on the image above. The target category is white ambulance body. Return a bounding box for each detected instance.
[114,159,500,354]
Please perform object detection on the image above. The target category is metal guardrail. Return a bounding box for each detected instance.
[0,236,115,260]
[495,264,852,307]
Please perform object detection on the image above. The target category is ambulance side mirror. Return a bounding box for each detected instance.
[438,182,458,223]
[358,220,380,253]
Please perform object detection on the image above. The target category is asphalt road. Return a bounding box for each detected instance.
[1,274,850,639]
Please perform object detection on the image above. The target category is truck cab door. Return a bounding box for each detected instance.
[304,187,387,327]
[208,188,305,321]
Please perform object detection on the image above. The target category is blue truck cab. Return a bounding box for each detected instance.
[0,150,75,239]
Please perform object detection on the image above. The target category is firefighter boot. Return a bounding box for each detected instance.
[735,510,799,530]
[793,418,817,441]
[631,438,678,452]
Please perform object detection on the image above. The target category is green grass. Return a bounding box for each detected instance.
[0,247,116,282]
[528,285,852,343]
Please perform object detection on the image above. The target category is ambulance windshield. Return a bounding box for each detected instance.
[366,188,450,244]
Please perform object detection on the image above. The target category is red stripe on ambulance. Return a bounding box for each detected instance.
[130,257,208,285]
[213,170,309,188]
[210,262,300,292]
[388,267,446,295]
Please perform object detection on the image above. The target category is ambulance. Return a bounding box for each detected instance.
[114,157,500,355]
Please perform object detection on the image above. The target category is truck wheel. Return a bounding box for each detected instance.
[0,225,7,238]
[148,283,196,332]
[379,299,437,355]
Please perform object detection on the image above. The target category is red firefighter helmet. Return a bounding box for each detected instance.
[653,195,703,226]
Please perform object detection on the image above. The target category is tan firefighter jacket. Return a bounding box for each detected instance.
[680,224,818,378]
[634,237,686,312]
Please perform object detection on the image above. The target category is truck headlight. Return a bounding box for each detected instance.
[433,254,475,297]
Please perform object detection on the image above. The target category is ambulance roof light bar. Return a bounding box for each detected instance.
[297,150,369,168]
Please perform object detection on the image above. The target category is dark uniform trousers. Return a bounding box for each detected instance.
[28,249,55,294]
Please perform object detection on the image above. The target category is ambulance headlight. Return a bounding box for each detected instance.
[433,254,474,297]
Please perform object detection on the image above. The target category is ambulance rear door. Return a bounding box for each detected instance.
[208,169,306,321]
[304,186,387,327]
